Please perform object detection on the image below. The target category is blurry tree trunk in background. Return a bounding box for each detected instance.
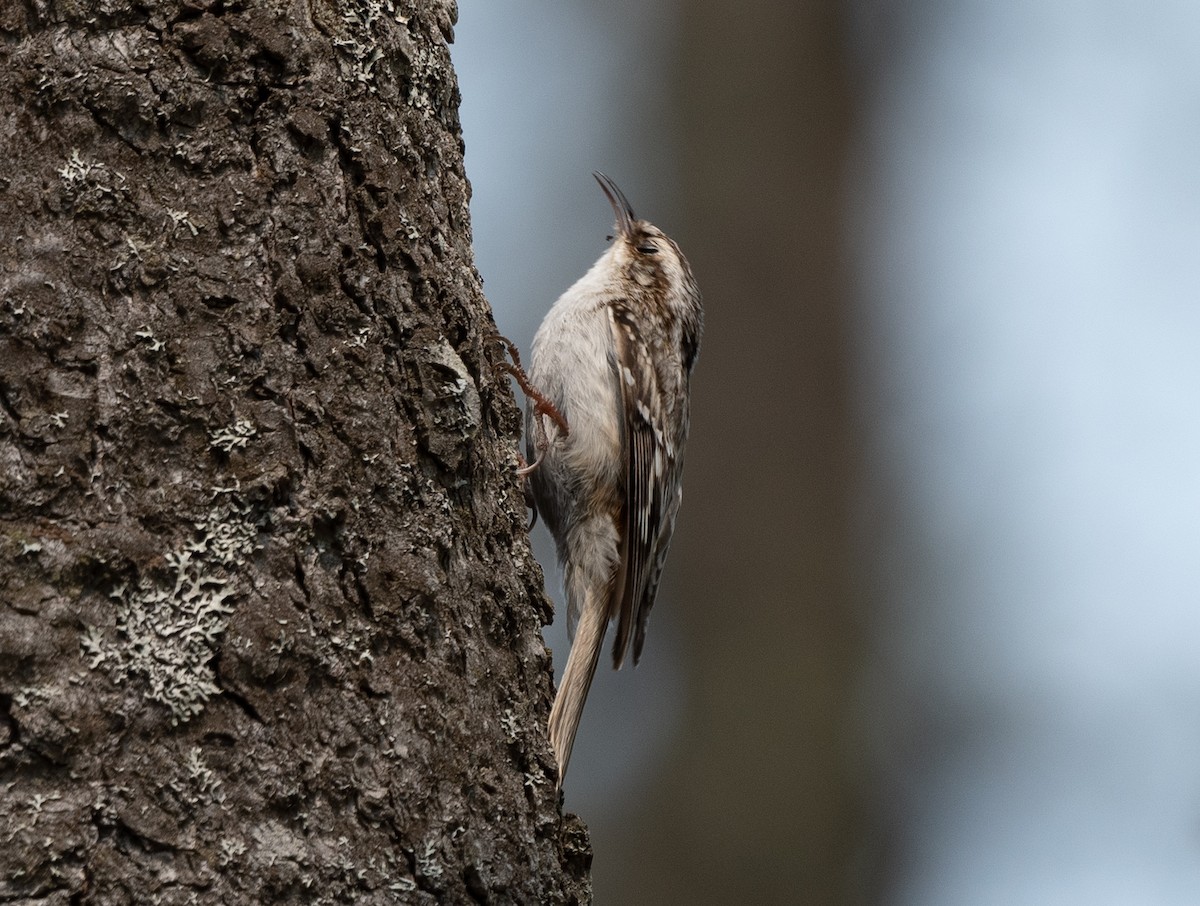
[609,2,868,903]
[0,2,590,902]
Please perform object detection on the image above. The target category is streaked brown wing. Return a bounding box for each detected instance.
[608,304,674,669]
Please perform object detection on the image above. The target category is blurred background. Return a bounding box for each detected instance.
[454,2,1200,903]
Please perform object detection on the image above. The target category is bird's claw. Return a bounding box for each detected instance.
[492,332,569,484]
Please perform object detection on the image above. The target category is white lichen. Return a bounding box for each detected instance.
[523,770,547,791]
[218,837,247,866]
[84,496,260,723]
[399,212,420,240]
[332,0,410,90]
[416,838,443,882]
[500,708,519,743]
[57,149,127,202]
[80,626,107,668]
[166,207,199,236]
[208,418,256,453]
[182,746,223,805]
[134,326,166,352]
[58,149,98,185]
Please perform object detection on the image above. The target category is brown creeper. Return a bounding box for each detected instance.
[526,173,702,786]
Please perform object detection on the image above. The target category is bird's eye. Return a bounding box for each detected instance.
[637,243,659,255]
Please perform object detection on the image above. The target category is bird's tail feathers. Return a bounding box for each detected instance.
[548,592,607,789]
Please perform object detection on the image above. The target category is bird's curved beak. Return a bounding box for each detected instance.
[594,171,636,239]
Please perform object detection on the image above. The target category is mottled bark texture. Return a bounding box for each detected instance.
[0,2,590,903]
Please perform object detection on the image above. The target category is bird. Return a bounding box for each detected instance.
[524,172,702,787]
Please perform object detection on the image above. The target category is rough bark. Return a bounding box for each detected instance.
[0,1,589,902]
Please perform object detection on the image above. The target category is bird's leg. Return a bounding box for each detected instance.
[492,333,569,479]
[517,410,552,477]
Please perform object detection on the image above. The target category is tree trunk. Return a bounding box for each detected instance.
[0,2,589,902]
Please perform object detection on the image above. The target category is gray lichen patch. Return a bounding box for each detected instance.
[82,496,262,723]
[328,0,412,92]
[209,417,258,453]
